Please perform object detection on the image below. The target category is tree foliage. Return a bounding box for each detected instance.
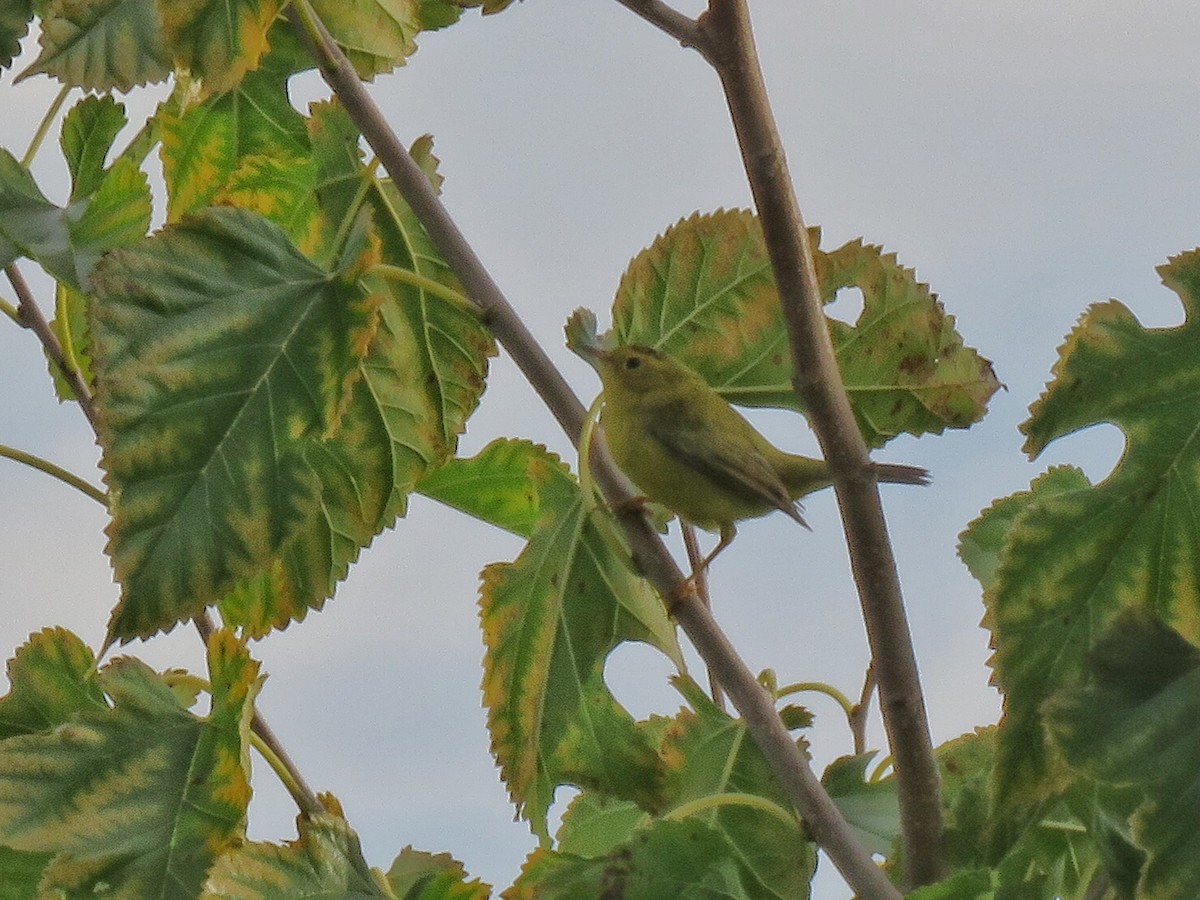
[0,2,1194,898]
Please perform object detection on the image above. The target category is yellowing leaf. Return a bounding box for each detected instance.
[89,207,380,642]
[0,629,260,898]
[310,0,419,79]
[159,0,283,96]
[200,812,378,898]
[21,0,171,91]
[478,442,668,841]
[217,104,495,637]
[609,209,998,447]
[986,249,1200,812]
[159,25,311,221]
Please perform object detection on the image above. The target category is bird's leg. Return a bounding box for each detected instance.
[667,524,737,613]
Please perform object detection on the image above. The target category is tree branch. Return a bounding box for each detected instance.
[288,5,899,896]
[698,0,944,887]
[611,0,707,53]
[6,264,98,431]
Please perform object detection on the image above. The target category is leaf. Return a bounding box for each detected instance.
[89,206,380,642]
[820,236,1000,445]
[656,676,816,896]
[215,153,322,256]
[310,0,420,80]
[0,149,112,288]
[0,629,260,899]
[821,754,900,857]
[554,793,645,858]
[1046,610,1200,900]
[60,93,126,201]
[987,249,1200,811]
[0,0,33,70]
[607,209,998,447]
[479,442,669,841]
[0,844,53,900]
[933,727,997,871]
[508,820,755,900]
[417,437,544,538]
[0,628,106,740]
[159,0,283,96]
[218,103,495,637]
[425,438,680,662]
[417,0,462,30]
[200,811,385,899]
[957,466,1091,592]
[905,869,997,900]
[384,847,491,899]
[21,0,171,91]
[159,25,311,221]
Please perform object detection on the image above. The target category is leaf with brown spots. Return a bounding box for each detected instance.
[596,209,998,447]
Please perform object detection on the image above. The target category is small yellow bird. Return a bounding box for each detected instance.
[585,344,928,572]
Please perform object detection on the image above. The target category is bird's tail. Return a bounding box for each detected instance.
[872,462,931,486]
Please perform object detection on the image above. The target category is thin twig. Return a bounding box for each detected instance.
[697,0,944,886]
[849,660,876,756]
[6,264,98,430]
[681,524,725,711]
[287,5,899,897]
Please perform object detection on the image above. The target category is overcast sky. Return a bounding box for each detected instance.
[3,2,1199,896]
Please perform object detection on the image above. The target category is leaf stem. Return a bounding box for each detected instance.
[289,5,897,897]
[0,443,106,504]
[694,0,944,885]
[666,791,797,828]
[22,83,71,168]
[5,265,98,430]
[370,263,475,313]
[778,680,855,719]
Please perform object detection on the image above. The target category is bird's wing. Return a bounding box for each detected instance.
[646,403,804,524]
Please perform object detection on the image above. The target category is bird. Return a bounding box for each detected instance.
[584,344,929,575]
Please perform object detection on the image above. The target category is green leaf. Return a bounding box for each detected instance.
[479,442,669,841]
[510,820,756,899]
[0,628,106,740]
[1046,610,1200,900]
[215,153,322,256]
[988,249,1200,812]
[554,793,645,858]
[607,209,998,447]
[934,727,997,871]
[21,0,171,91]
[0,149,102,288]
[0,844,53,900]
[417,437,544,538]
[957,466,1090,592]
[821,754,899,857]
[310,0,420,79]
[200,811,384,899]
[656,678,816,896]
[384,847,491,899]
[60,93,126,201]
[159,26,311,221]
[417,0,462,30]
[89,206,380,642]
[0,0,33,69]
[218,103,495,637]
[0,629,260,899]
[905,869,997,900]
[159,0,283,96]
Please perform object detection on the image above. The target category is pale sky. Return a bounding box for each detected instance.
[3,2,1199,896]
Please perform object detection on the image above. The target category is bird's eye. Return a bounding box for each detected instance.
[624,356,641,370]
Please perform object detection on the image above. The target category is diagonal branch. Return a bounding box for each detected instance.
[698,0,944,887]
[611,0,707,53]
[6,264,97,431]
[288,4,899,897]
